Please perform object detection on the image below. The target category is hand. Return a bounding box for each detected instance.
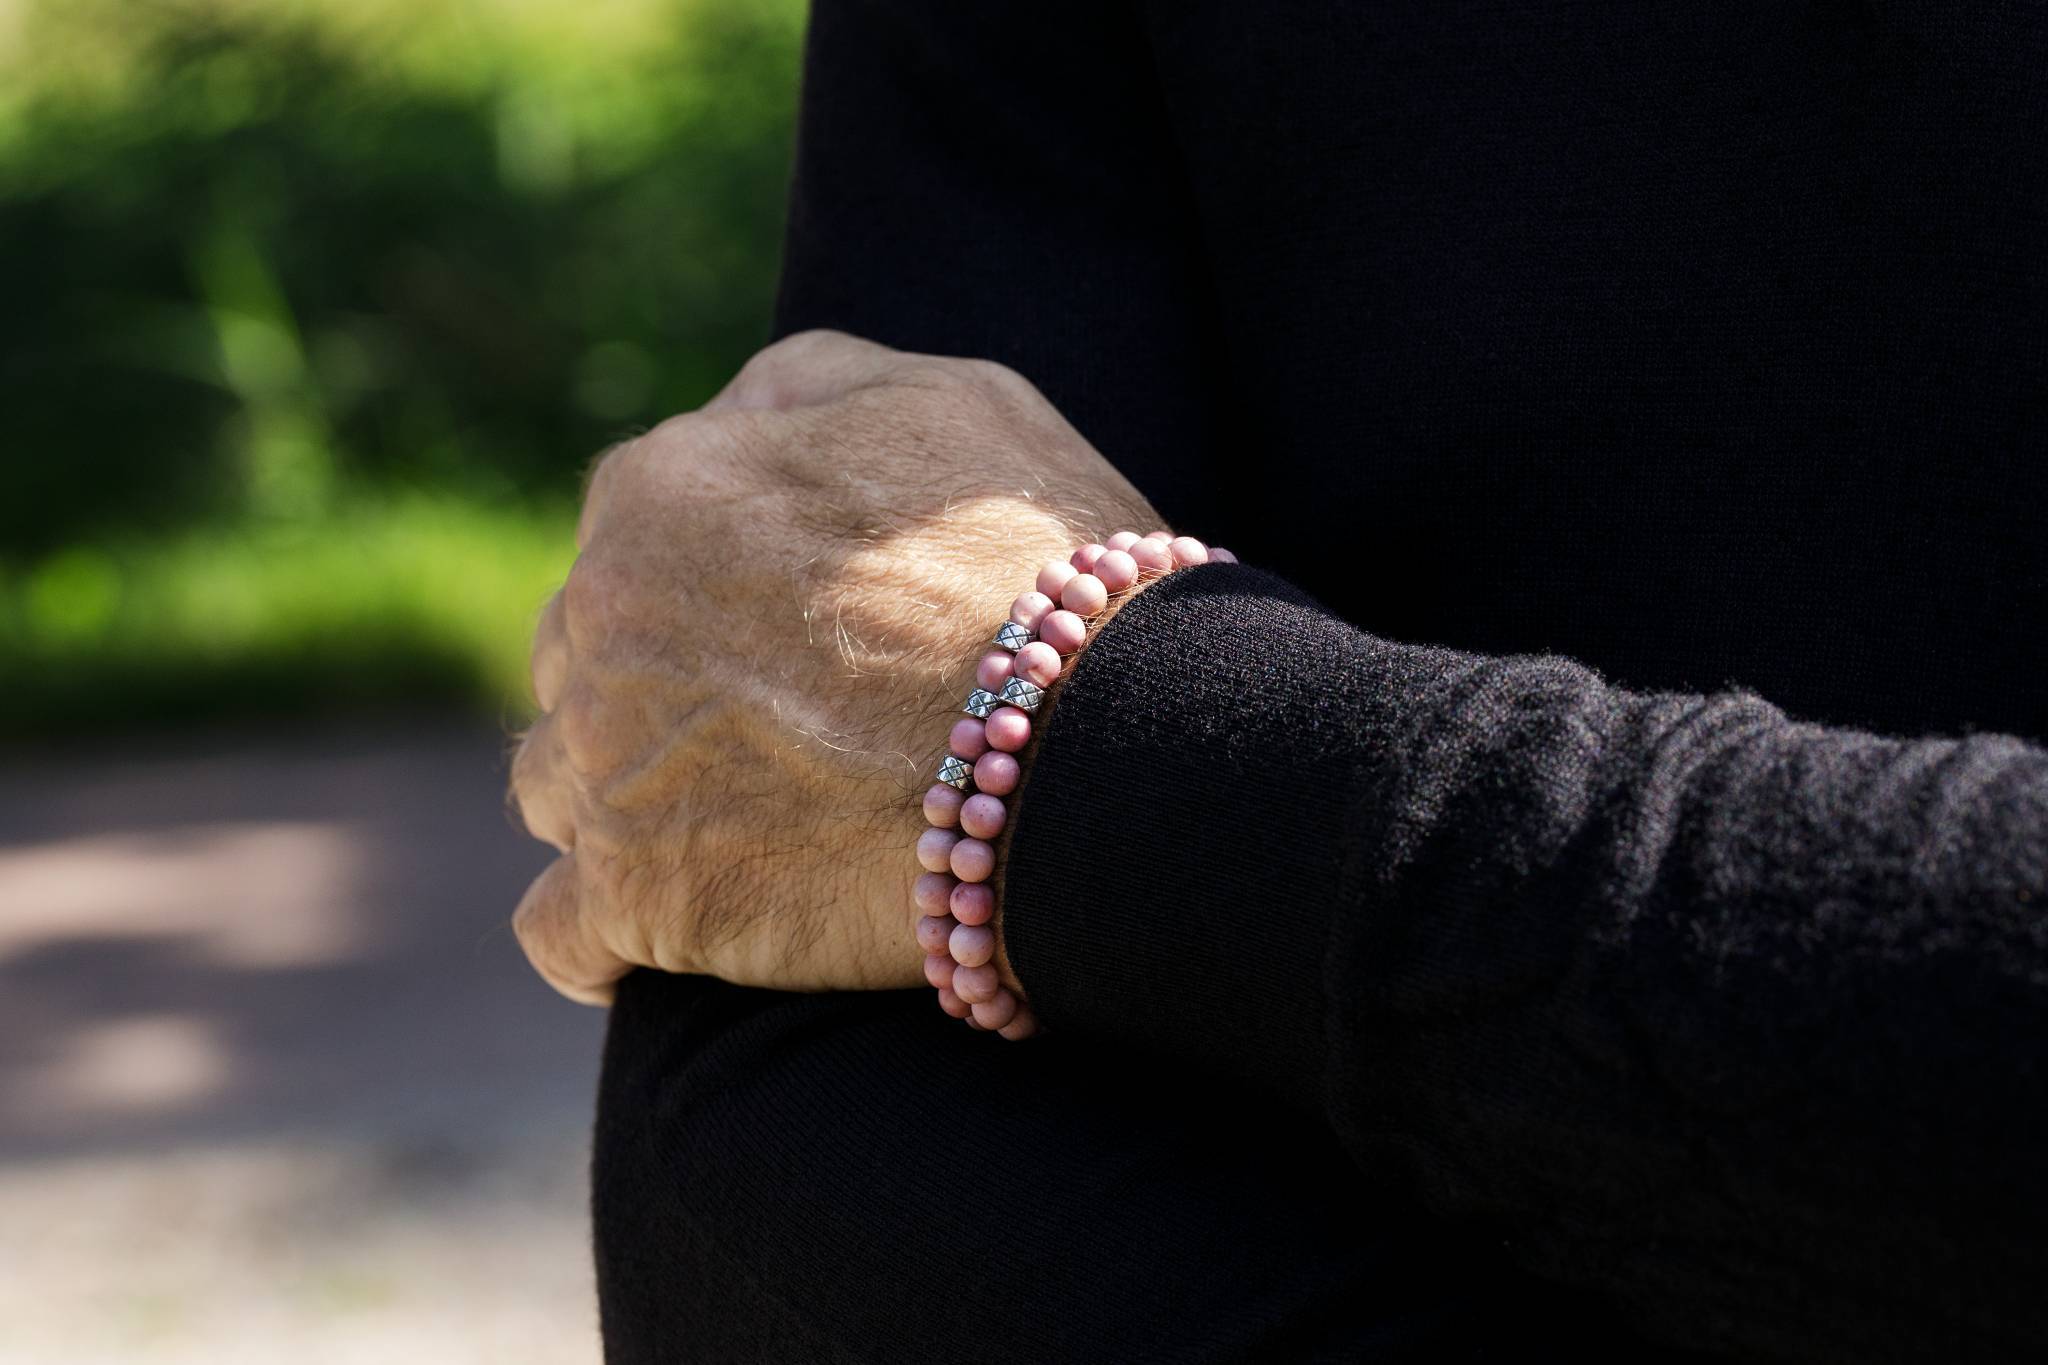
[509,330,1158,1003]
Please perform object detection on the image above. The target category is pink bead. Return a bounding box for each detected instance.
[913,871,956,915]
[960,793,1007,839]
[1013,641,1061,687]
[952,962,999,1004]
[1039,609,1087,654]
[923,953,956,989]
[976,650,1016,691]
[916,914,957,956]
[1128,539,1172,574]
[1009,591,1055,630]
[1035,559,1077,599]
[1145,530,1174,542]
[1105,530,1142,552]
[984,707,1032,753]
[950,881,995,926]
[949,717,989,760]
[936,987,971,1019]
[971,989,1019,1030]
[1209,546,1239,564]
[1060,573,1108,616]
[949,921,996,968]
[922,784,965,829]
[973,751,1020,796]
[1069,543,1107,573]
[1093,550,1138,593]
[950,836,996,883]
[997,1006,1039,1041]
[916,827,959,874]
[1168,536,1209,566]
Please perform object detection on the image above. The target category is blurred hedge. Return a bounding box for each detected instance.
[0,0,805,737]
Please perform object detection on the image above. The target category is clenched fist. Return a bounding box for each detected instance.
[509,331,1158,1003]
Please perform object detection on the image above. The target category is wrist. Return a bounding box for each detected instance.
[910,531,1237,1035]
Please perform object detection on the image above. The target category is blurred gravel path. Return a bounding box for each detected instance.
[0,719,608,1363]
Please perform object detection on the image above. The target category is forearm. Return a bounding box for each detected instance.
[1003,563,2048,1361]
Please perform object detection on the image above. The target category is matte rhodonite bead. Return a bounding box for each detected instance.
[1128,538,1172,574]
[1059,572,1108,617]
[977,650,1016,692]
[917,915,957,956]
[1009,591,1055,630]
[1094,549,1139,593]
[972,751,1020,795]
[923,784,965,829]
[949,718,990,760]
[951,963,999,1004]
[948,922,996,969]
[1038,609,1087,654]
[913,872,955,916]
[983,707,1032,753]
[949,881,995,926]
[1013,641,1061,687]
[949,837,995,883]
[916,827,960,875]
[971,990,1019,1031]
[1035,559,1077,599]
[959,794,1007,840]
[1105,530,1142,552]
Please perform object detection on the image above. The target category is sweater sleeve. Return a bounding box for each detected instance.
[1002,563,2048,1364]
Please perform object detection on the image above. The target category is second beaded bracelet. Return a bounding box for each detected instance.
[910,529,1236,1040]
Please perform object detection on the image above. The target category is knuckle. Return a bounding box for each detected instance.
[641,410,759,494]
[959,356,1033,399]
[738,329,857,396]
[552,686,612,778]
[560,553,633,649]
[509,728,547,794]
[582,436,641,515]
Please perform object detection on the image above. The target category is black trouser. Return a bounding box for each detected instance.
[591,970,1670,1363]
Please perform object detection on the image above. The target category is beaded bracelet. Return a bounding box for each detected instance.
[911,528,1237,1039]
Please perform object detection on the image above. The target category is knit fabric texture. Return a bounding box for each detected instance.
[1007,565,2048,1361]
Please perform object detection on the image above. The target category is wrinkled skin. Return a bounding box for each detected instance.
[509,331,1158,1003]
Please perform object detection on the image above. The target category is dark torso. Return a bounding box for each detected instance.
[603,7,2048,1359]
[784,0,2048,741]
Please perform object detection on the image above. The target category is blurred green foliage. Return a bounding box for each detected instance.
[0,0,806,738]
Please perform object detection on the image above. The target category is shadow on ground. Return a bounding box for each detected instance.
[0,719,609,1364]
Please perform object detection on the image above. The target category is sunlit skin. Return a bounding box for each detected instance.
[509,330,1158,1003]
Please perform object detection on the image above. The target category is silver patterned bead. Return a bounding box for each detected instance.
[936,755,974,791]
[993,621,1033,652]
[998,676,1044,713]
[963,688,1002,719]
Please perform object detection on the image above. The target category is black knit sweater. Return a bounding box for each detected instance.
[593,3,2048,1360]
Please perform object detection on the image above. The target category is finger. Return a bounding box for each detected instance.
[578,438,637,551]
[509,717,576,853]
[530,590,568,712]
[703,329,905,413]
[512,854,626,1006]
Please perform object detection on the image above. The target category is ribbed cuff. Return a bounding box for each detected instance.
[1002,565,1365,1113]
